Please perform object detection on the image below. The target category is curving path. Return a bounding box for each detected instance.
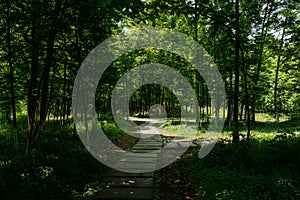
[93,119,163,199]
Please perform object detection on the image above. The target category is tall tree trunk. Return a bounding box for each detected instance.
[159,86,164,115]
[226,70,233,126]
[232,0,240,143]
[274,24,286,122]
[240,100,244,121]
[274,59,280,122]
[47,65,56,121]
[6,0,18,153]
[73,15,81,135]
[240,51,251,140]
[201,81,205,119]
[195,73,200,127]
[27,12,39,155]
[62,61,67,126]
[206,85,209,124]
[171,99,175,123]
[251,1,272,122]
[139,88,143,116]
[194,0,200,128]
[27,0,62,153]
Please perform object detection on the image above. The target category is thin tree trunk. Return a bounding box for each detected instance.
[240,100,244,121]
[171,100,175,123]
[159,86,164,116]
[274,60,280,122]
[27,0,62,153]
[274,24,286,122]
[62,61,67,126]
[27,13,39,155]
[251,1,272,122]
[194,0,200,128]
[240,55,251,140]
[139,88,143,116]
[232,0,240,143]
[201,81,205,119]
[223,96,226,121]
[206,85,209,124]
[47,65,56,121]
[6,0,18,153]
[226,70,233,126]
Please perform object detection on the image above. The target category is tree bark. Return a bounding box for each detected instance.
[206,85,209,124]
[251,1,272,122]
[27,10,39,155]
[194,0,200,128]
[240,100,244,121]
[240,55,251,140]
[27,0,62,153]
[274,23,286,122]
[232,0,240,143]
[159,86,164,115]
[6,0,18,153]
[62,61,67,126]
[226,69,233,126]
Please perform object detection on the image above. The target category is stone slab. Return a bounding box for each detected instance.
[134,143,162,146]
[119,157,158,163]
[122,153,158,158]
[100,177,153,188]
[94,187,153,199]
[114,162,156,170]
[108,170,154,177]
[130,150,161,153]
[132,146,161,150]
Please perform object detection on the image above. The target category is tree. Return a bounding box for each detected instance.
[6,0,18,152]
[232,0,241,143]
[27,0,63,153]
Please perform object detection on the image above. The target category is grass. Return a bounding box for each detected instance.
[186,134,300,199]
[159,114,300,199]
[161,113,300,141]
[1,113,300,199]
[157,113,300,199]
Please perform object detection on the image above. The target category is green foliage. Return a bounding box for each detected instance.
[0,121,111,199]
[187,134,300,199]
[100,120,125,140]
[0,0,300,198]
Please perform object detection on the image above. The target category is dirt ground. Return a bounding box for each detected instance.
[156,149,196,200]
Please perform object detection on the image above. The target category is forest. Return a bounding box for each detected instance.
[0,0,300,199]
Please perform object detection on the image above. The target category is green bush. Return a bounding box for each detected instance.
[100,120,126,140]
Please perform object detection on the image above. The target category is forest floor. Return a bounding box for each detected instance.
[154,116,300,199]
[155,148,197,200]
[1,115,300,199]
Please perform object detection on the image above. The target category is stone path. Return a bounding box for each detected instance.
[93,122,163,199]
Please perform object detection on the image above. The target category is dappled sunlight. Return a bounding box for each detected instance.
[1,0,299,199]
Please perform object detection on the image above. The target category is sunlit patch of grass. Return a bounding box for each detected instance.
[161,124,197,139]
[162,114,300,141]
[255,113,289,122]
[161,122,224,140]
[157,128,178,137]
[255,113,275,122]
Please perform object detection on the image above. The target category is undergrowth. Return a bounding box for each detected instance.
[187,132,300,199]
[0,119,124,200]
